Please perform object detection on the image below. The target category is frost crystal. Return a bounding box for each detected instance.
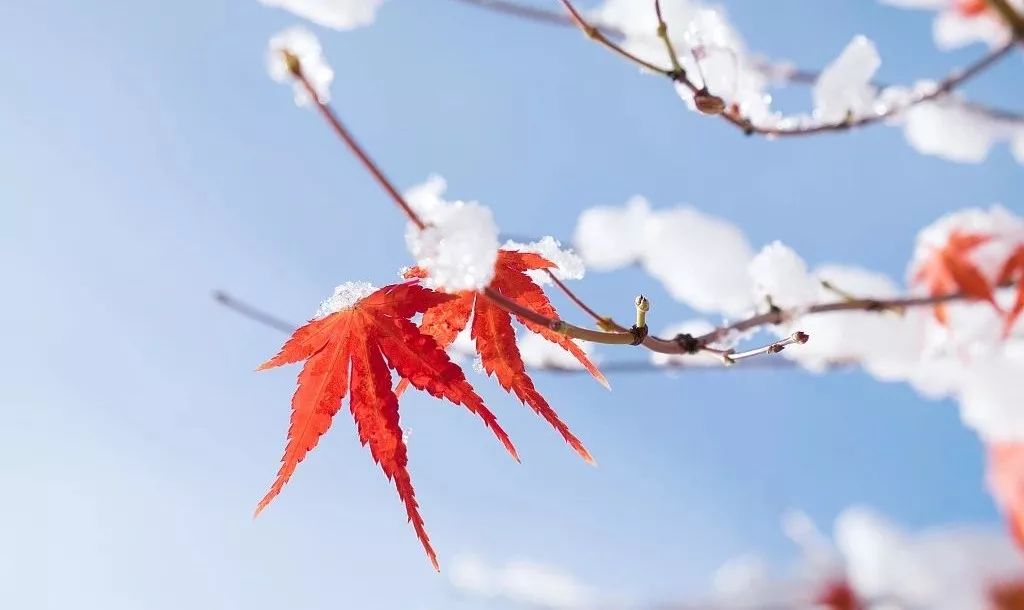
[504,236,585,286]
[404,176,500,292]
[314,281,377,318]
[259,0,384,30]
[267,26,334,107]
[813,36,881,123]
[519,333,595,370]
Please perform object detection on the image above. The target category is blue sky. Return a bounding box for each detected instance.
[2,1,1022,608]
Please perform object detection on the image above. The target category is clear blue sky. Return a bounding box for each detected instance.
[2,1,1022,608]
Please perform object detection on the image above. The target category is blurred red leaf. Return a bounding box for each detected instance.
[999,246,1024,335]
[913,231,999,324]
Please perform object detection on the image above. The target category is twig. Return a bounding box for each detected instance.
[450,0,1024,132]
[285,53,640,348]
[213,290,842,373]
[287,53,427,230]
[725,331,809,364]
[214,290,297,334]
[988,0,1024,37]
[555,0,674,75]
[552,0,1019,137]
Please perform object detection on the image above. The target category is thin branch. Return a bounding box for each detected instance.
[451,0,1023,131]
[213,290,844,373]
[281,50,1018,359]
[286,53,640,348]
[691,288,1013,348]
[989,0,1024,37]
[554,0,675,75]
[214,290,297,334]
[552,0,1019,137]
[726,331,809,364]
[290,57,427,230]
[544,268,627,332]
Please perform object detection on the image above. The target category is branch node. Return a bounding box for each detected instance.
[673,333,701,354]
[629,324,649,346]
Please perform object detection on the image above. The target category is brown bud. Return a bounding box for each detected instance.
[694,90,726,115]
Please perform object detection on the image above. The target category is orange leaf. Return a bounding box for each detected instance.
[406,250,607,462]
[955,0,989,17]
[473,294,595,464]
[913,231,999,323]
[987,442,1024,551]
[1000,246,1024,335]
[256,282,516,569]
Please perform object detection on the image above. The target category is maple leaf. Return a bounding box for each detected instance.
[255,282,519,570]
[912,231,999,324]
[814,580,863,610]
[987,442,1024,552]
[1000,246,1024,335]
[955,0,989,17]
[991,580,1024,610]
[401,250,608,464]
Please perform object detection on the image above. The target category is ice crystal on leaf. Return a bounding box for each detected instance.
[503,237,585,286]
[314,281,377,319]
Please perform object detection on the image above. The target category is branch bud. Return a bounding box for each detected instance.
[694,89,726,115]
[281,49,302,77]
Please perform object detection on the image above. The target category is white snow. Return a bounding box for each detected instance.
[259,0,383,30]
[314,281,377,318]
[404,176,500,292]
[503,236,586,286]
[573,196,651,271]
[749,241,819,311]
[267,26,334,107]
[813,36,882,123]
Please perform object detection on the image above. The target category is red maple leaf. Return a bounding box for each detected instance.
[814,580,863,610]
[991,580,1024,610]
[401,250,608,464]
[987,442,1024,552]
[912,231,999,324]
[255,282,518,570]
[1000,246,1024,335]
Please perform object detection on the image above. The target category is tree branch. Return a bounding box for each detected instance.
[450,0,1024,130]
[214,290,844,373]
